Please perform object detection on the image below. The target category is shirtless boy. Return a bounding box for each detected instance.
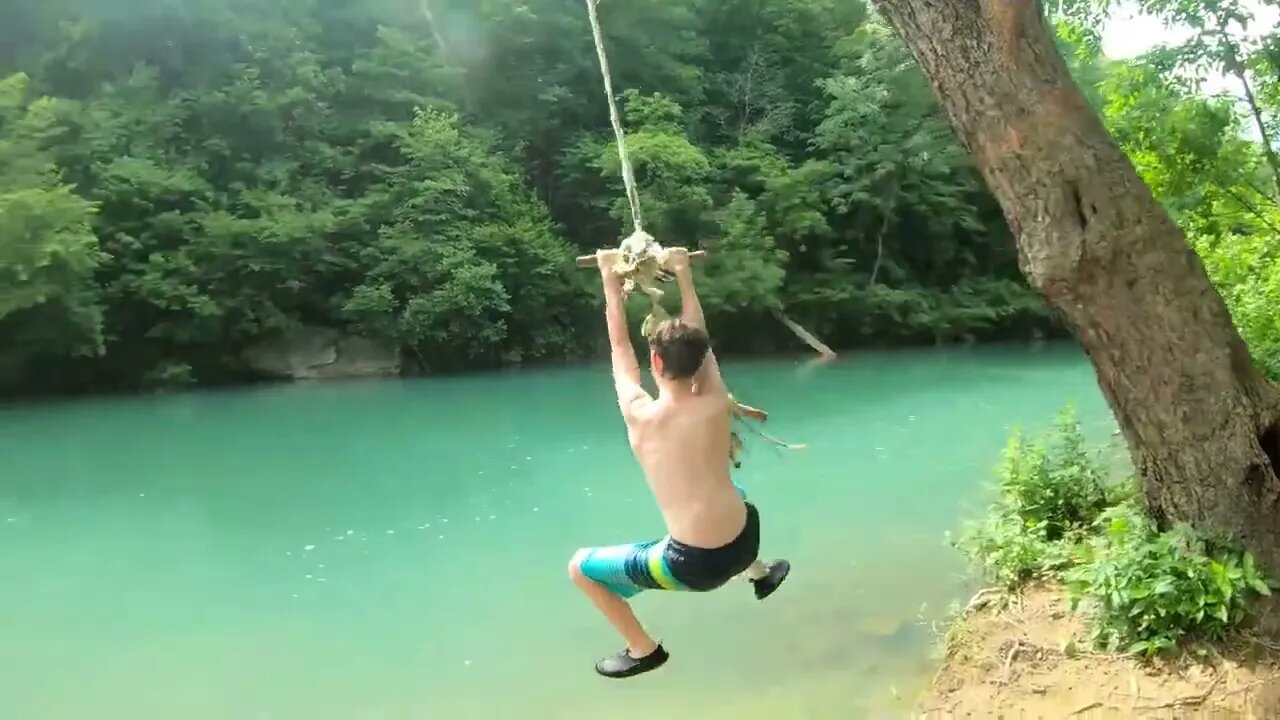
[568,246,791,679]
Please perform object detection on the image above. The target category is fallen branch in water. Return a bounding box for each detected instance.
[773,309,836,358]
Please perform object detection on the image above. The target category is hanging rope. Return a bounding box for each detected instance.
[586,0,644,235]
[585,0,671,339]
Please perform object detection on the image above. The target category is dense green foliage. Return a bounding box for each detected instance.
[1066,503,1271,656]
[957,408,1125,589]
[958,408,1273,657]
[2,1,1279,394]
[0,0,1048,394]
[0,73,104,381]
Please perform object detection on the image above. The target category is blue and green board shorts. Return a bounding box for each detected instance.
[572,482,759,599]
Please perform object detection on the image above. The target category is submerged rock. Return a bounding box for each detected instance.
[242,326,401,380]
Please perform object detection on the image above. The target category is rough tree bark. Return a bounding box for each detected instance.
[873,0,1280,574]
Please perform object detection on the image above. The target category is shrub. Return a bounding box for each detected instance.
[957,406,1111,588]
[957,403,1274,657]
[996,406,1111,540]
[1064,504,1272,657]
[956,509,1071,589]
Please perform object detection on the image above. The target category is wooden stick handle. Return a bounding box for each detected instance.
[575,249,706,268]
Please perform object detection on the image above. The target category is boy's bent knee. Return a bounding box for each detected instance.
[568,549,589,583]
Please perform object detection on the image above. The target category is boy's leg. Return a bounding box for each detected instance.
[568,557,658,656]
[569,540,674,678]
[732,485,791,600]
[748,558,791,600]
[734,483,773,582]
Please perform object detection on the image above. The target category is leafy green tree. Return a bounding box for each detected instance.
[597,91,715,244]
[0,73,103,381]
[1071,21,1280,381]
[347,109,588,369]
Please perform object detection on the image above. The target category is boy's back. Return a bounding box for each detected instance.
[624,388,746,549]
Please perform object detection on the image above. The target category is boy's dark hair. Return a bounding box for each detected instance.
[649,318,710,380]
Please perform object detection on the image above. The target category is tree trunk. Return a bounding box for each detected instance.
[874,0,1280,574]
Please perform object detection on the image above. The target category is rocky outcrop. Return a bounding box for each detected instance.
[242,326,401,380]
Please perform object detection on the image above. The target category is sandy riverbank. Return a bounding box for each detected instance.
[918,584,1280,718]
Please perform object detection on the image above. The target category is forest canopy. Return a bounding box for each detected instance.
[0,0,1275,394]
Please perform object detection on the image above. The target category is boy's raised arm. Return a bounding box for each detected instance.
[598,250,652,414]
[667,248,725,394]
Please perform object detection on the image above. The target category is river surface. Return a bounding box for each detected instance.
[0,343,1115,719]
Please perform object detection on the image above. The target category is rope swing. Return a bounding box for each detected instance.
[576,0,811,465]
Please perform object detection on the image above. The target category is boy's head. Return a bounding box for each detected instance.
[648,318,710,381]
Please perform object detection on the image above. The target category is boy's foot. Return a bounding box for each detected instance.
[595,645,669,679]
[752,560,791,600]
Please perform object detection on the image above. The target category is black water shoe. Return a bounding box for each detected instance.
[752,560,791,600]
[595,645,669,679]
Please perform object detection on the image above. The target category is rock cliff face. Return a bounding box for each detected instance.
[243,327,401,380]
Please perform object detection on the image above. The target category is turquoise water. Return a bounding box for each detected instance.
[0,344,1114,719]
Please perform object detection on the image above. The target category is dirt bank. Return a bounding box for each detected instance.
[919,584,1280,718]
